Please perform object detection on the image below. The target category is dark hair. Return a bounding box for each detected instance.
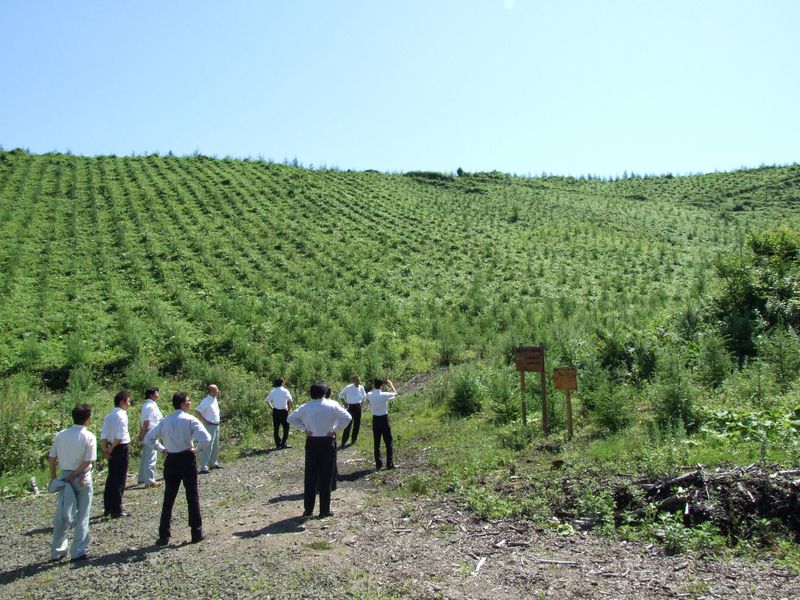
[72,404,92,425]
[324,385,332,399]
[145,387,158,400]
[373,378,385,389]
[172,391,189,410]
[274,377,284,387]
[114,389,131,407]
[309,381,327,399]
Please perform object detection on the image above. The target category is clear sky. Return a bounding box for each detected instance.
[1,1,798,176]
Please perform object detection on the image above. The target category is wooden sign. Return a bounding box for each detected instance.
[516,344,547,433]
[553,367,577,391]
[515,346,544,373]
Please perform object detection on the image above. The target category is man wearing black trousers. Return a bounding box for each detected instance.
[287,381,351,518]
[144,392,211,546]
[266,378,293,449]
[338,375,366,448]
[367,378,398,470]
[100,390,132,518]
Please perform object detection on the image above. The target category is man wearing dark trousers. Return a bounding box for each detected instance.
[287,381,351,518]
[266,377,293,449]
[338,375,366,448]
[101,390,132,518]
[367,378,398,470]
[145,391,211,546]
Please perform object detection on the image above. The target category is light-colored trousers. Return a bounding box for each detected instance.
[199,423,219,470]
[137,442,158,484]
[51,470,92,560]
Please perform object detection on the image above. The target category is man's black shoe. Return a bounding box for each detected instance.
[155,537,170,547]
[211,464,223,470]
[111,511,131,518]
[199,469,210,475]
[191,533,207,544]
[386,464,397,470]
[70,554,89,562]
[318,512,334,519]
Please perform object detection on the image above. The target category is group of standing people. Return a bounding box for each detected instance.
[46,375,399,561]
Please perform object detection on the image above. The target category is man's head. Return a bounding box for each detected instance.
[352,375,361,386]
[72,404,92,425]
[373,378,385,390]
[309,381,327,400]
[172,391,190,410]
[274,377,284,388]
[208,384,219,398]
[145,387,159,401]
[114,389,131,409]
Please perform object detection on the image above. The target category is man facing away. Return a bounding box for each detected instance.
[367,378,398,470]
[101,389,132,517]
[195,384,221,474]
[137,387,163,488]
[48,403,97,562]
[338,374,366,448]
[266,377,293,449]
[287,381,351,518]
[145,391,211,546]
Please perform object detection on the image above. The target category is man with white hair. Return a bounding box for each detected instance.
[195,384,222,474]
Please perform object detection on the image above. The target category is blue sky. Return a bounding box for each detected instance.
[1,1,798,176]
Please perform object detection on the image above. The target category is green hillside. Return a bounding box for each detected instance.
[1,150,800,475]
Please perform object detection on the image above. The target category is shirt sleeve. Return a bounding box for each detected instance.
[116,413,129,440]
[144,419,166,452]
[84,434,97,461]
[48,434,58,459]
[332,404,353,431]
[338,387,346,400]
[192,418,212,450]
[100,417,108,441]
[287,406,305,431]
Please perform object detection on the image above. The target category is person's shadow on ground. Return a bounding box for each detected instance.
[233,516,307,538]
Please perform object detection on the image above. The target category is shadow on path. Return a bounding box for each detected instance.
[233,516,307,539]
[267,492,305,504]
[338,469,374,482]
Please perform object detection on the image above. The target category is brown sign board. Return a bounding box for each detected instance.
[553,367,577,391]
[515,345,544,372]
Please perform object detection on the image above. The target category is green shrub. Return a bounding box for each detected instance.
[448,367,482,417]
[651,355,697,433]
[695,329,733,388]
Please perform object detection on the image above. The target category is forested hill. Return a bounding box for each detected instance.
[0,149,798,392]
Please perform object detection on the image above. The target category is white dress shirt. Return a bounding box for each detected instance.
[367,390,396,417]
[338,384,366,405]
[267,387,293,410]
[196,395,220,424]
[287,399,352,437]
[140,399,163,428]
[49,425,97,471]
[100,407,130,444]
[144,409,211,453]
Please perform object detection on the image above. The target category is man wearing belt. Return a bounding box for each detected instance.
[145,391,211,546]
[48,403,96,562]
[195,384,221,474]
[266,377,293,449]
[287,381,351,518]
[101,389,132,518]
[367,378,398,470]
[338,374,366,448]
[137,387,163,488]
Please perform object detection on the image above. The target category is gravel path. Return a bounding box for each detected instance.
[1,436,798,599]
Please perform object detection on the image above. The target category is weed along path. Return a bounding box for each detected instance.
[0,439,797,599]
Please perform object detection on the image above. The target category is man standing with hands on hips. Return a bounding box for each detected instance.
[266,377,293,449]
[145,391,211,546]
[338,374,366,448]
[195,384,221,474]
[101,389,132,517]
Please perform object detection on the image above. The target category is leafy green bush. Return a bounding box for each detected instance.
[651,355,697,433]
[448,367,483,417]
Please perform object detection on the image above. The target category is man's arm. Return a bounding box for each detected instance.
[48,456,58,481]
[138,420,150,442]
[64,460,92,484]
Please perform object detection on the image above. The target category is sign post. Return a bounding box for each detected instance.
[553,367,577,439]
[515,344,547,434]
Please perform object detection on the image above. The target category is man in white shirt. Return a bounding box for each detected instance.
[195,384,221,473]
[367,378,398,470]
[338,374,366,448]
[287,381,351,518]
[266,377,293,449]
[48,403,97,561]
[145,391,211,546]
[137,387,163,488]
[100,389,132,518]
